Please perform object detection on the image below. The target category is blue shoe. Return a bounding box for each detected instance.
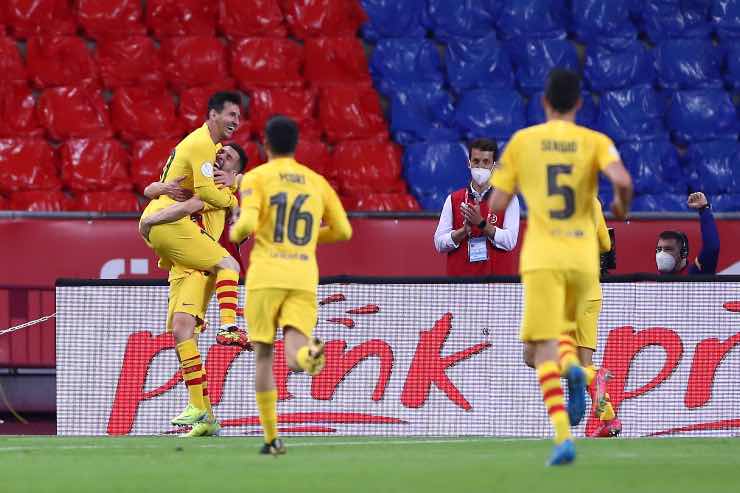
[566,365,587,426]
[547,439,576,466]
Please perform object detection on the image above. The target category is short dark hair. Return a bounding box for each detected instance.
[658,230,689,258]
[467,138,498,160]
[206,91,241,119]
[265,115,299,156]
[544,69,581,114]
[223,142,247,173]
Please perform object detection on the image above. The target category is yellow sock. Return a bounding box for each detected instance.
[600,393,616,421]
[176,339,205,410]
[584,365,597,386]
[537,361,571,444]
[256,390,278,443]
[202,371,214,420]
[215,269,239,329]
[558,333,579,375]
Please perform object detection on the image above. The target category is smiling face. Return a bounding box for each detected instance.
[215,145,242,174]
[209,101,241,141]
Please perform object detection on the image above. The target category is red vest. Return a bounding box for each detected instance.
[446,187,515,276]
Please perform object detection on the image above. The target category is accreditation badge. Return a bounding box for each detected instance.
[468,236,488,263]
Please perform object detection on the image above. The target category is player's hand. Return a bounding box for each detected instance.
[461,202,484,227]
[163,176,192,202]
[215,169,236,188]
[610,199,628,221]
[139,217,152,242]
[229,205,240,225]
[687,192,708,209]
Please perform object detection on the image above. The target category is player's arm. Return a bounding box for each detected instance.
[318,181,352,244]
[688,192,720,274]
[139,197,204,241]
[229,172,262,244]
[143,176,192,201]
[593,199,611,253]
[597,136,633,220]
[190,147,238,209]
[488,135,519,212]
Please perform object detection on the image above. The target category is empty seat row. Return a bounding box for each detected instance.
[0,190,142,212]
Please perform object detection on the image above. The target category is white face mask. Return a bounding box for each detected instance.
[656,251,676,273]
[470,167,492,186]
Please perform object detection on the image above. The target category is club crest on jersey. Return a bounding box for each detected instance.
[201,162,214,178]
[488,213,498,225]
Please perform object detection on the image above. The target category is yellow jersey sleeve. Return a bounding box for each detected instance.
[318,179,352,244]
[595,132,620,171]
[491,134,519,194]
[189,142,236,209]
[593,199,611,253]
[230,170,263,243]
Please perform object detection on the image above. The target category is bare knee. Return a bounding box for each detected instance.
[522,343,535,369]
[217,255,240,273]
[172,313,196,343]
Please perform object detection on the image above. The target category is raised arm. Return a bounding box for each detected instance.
[688,192,720,274]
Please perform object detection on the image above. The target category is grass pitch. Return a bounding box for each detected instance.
[0,436,737,493]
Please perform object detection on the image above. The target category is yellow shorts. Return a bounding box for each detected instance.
[147,217,229,272]
[246,288,317,344]
[521,269,599,343]
[574,276,602,350]
[166,270,216,334]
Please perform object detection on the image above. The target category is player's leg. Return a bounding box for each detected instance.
[279,290,324,375]
[213,255,250,346]
[562,271,589,428]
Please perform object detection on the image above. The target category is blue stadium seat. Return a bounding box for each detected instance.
[527,91,598,128]
[507,38,579,95]
[724,42,740,89]
[597,175,613,208]
[369,38,444,97]
[632,194,688,212]
[711,0,740,38]
[360,0,427,42]
[571,0,637,43]
[596,86,667,143]
[711,194,740,212]
[402,141,470,211]
[423,0,496,41]
[655,39,723,90]
[584,40,654,91]
[618,140,685,195]
[684,139,739,195]
[389,83,459,145]
[668,90,738,144]
[453,88,526,140]
[638,0,712,42]
[445,33,515,94]
[496,0,568,40]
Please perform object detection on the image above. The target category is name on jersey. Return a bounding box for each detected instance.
[271,251,309,261]
[280,173,306,184]
[541,140,577,153]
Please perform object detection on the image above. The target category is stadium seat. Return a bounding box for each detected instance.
[638,0,712,42]
[0,82,44,137]
[110,86,181,142]
[96,37,164,89]
[60,139,131,192]
[725,42,740,89]
[70,191,140,212]
[146,0,217,38]
[445,33,515,94]
[389,83,458,145]
[319,84,387,142]
[294,139,330,175]
[527,91,598,128]
[37,86,112,140]
[9,190,68,211]
[453,89,526,141]
[423,0,495,41]
[618,140,685,195]
[571,0,637,43]
[218,0,286,38]
[330,139,405,195]
[77,0,146,39]
[26,36,98,88]
[6,0,77,38]
[249,87,321,139]
[231,37,304,89]
[402,141,470,210]
[0,194,8,210]
[0,138,60,193]
[238,141,266,171]
[711,194,740,212]
[369,38,444,96]
[496,0,568,40]
[0,35,26,82]
[655,39,723,90]
[631,194,687,212]
[178,83,239,131]
[360,0,426,42]
[304,37,371,86]
[508,38,579,95]
[584,40,654,91]
[684,139,738,195]
[282,0,367,39]
[711,0,740,38]
[596,86,667,143]
[161,36,230,90]
[668,90,738,144]
[130,139,179,193]
[349,193,421,211]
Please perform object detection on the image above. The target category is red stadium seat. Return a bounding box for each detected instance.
[225,121,253,148]
[249,87,321,139]
[77,0,146,39]
[37,86,112,140]
[0,36,26,82]
[319,85,388,142]
[110,86,181,142]
[26,36,98,88]
[231,38,304,89]
[60,138,131,191]
[130,139,179,193]
[330,139,404,195]
[0,82,44,137]
[0,138,60,193]
[70,191,140,212]
[295,139,330,175]
[219,0,286,38]
[146,0,217,38]
[7,0,77,38]
[304,37,371,86]
[351,193,421,212]
[282,0,367,39]
[0,194,8,210]
[96,36,165,89]
[9,190,68,211]
[177,83,240,130]
[161,36,230,90]
[237,141,266,171]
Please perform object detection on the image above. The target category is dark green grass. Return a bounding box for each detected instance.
[0,436,737,493]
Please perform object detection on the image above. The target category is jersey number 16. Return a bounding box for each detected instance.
[269,192,313,246]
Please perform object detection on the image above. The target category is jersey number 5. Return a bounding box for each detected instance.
[269,192,313,246]
[547,164,575,219]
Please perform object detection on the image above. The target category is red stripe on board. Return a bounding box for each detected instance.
[547,404,566,416]
[221,412,408,427]
[217,291,238,300]
[219,303,237,311]
[538,371,561,385]
[216,280,238,289]
[542,388,563,401]
[649,418,740,436]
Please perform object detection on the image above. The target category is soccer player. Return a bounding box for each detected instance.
[230,115,352,455]
[489,69,633,465]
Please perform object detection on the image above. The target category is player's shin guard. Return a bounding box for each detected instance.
[176,339,205,410]
[537,361,572,444]
[256,390,278,444]
[215,270,239,330]
[558,333,579,376]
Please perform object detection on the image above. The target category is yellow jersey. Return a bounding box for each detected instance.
[593,198,611,254]
[492,120,619,274]
[231,157,351,293]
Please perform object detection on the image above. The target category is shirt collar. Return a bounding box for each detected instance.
[468,182,492,201]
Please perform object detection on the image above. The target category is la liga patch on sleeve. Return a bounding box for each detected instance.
[201,162,214,178]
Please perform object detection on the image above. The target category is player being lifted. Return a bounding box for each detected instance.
[229,115,352,455]
[489,69,632,465]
